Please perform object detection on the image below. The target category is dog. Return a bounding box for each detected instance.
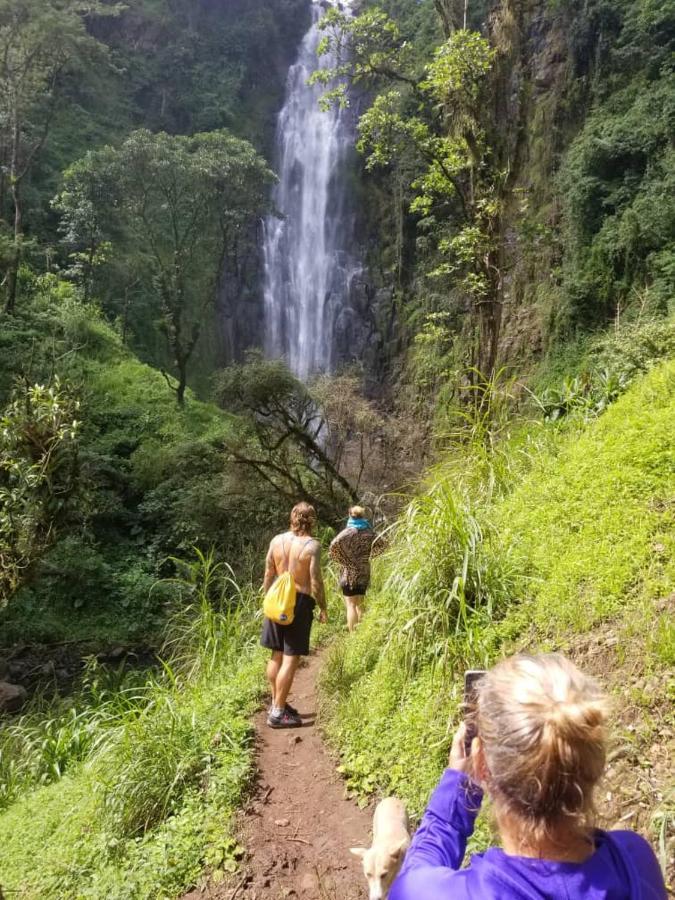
[351,797,410,900]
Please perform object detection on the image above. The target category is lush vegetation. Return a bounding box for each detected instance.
[0,0,309,381]
[0,0,312,631]
[0,0,673,896]
[319,330,674,873]
[57,128,274,404]
[554,0,674,333]
[0,283,285,638]
[336,0,674,399]
[0,555,269,897]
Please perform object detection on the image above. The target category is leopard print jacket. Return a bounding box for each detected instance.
[329,527,380,590]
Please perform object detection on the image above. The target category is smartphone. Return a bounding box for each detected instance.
[463,670,486,754]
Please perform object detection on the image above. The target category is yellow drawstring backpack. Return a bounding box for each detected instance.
[263,571,297,624]
[263,535,312,625]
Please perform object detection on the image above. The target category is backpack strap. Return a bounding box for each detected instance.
[279,534,313,578]
[290,536,314,576]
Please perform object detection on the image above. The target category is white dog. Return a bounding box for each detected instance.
[351,797,410,900]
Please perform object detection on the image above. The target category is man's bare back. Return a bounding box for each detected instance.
[264,531,326,614]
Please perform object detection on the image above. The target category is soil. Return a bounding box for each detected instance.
[185,651,372,900]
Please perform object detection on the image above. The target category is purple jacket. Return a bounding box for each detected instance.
[390,769,667,900]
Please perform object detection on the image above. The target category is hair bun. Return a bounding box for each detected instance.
[477,653,609,838]
[546,694,607,742]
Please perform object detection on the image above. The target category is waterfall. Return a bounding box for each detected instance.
[263,0,360,381]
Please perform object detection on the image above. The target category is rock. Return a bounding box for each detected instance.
[300,872,319,894]
[8,661,25,679]
[275,818,291,827]
[0,681,27,713]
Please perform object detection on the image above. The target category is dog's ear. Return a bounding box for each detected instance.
[350,847,368,859]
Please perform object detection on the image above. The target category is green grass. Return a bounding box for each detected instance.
[319,358,675,849]
[494,360,675,633]
[0,554,268,899]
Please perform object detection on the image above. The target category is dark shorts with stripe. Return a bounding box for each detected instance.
[261,592,316,656]
[341,582,368,597]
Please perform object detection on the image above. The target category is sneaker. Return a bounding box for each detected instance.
[267,702,301,717]
[267,708,302,729]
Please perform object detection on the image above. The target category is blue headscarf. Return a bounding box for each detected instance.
[347,516,372,531]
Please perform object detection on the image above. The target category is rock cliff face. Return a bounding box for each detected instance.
[217,222,267,365]
[498,0,575,365]
[351,0,593,382]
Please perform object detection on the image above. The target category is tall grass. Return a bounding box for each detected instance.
[378,472,514,676]
[364,367,536,678]
[0,659,150,810]
[163,547,259,678]
[320,359,675,828]
[91,549,261,841]
[0,549,267,898]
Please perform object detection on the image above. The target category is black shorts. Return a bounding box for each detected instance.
[261,592,316,656]
[342,583,368,597]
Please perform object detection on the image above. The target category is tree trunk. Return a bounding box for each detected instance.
[83,239,96,303]
[4,180,22,315]
[476,247,503,379]
[5,111,23,315]
[434,0,463,35]
[176,358,187,407]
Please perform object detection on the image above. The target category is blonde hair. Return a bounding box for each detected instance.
[349,505,366,518]
[290,502,316,535]
[477,654,607,842]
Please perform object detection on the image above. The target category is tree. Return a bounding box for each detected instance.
[56,129,274,405]
[310,373,386,495]
[214,356,360,526]
[312,3,520,381]
[0,378,80,606]
[0,0,117,314]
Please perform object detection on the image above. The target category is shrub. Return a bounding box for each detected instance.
[0,378,81,605]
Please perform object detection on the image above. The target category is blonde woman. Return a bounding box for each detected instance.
[391,654,666,899]
[329,505,380,632]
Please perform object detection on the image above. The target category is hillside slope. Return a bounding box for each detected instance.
[320,356,674,878]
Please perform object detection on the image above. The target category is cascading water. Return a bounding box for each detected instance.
[263,0,361,381]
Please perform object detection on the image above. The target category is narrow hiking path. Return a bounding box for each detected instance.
[185,651,371,900]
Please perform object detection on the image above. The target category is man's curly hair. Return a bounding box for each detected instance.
[290,502,316,535]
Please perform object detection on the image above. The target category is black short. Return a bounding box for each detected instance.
[261,592,316,656]
[342,583,368,597]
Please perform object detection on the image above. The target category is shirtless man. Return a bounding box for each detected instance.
[261,501,327,728]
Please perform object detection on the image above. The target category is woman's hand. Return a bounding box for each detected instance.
[448,722,478,775]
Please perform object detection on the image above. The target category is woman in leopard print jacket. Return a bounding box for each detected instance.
[329,505,383,632]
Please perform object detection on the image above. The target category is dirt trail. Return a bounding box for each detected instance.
[186,651,371,900]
